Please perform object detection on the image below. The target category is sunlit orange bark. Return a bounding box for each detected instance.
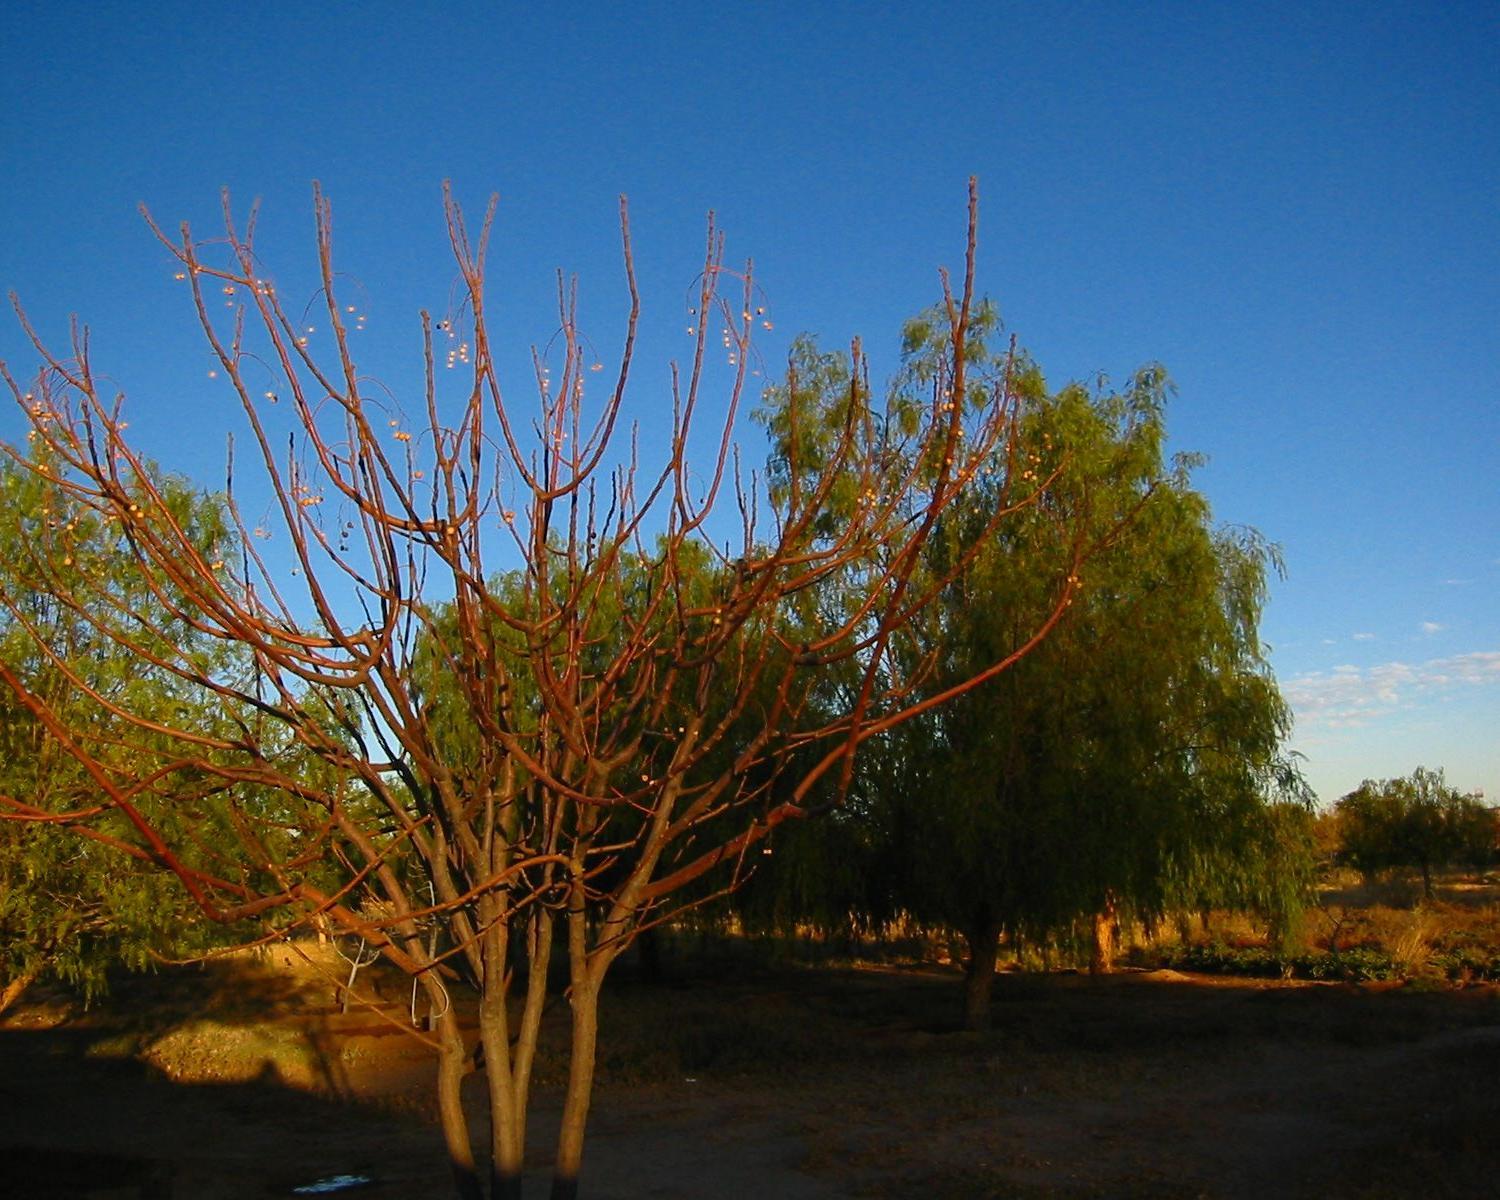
[0,179,1086,1197]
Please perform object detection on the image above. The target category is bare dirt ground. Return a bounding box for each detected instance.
[3,946,1498,1199]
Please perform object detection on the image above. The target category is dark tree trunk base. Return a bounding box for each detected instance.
[962,921,1002,1032]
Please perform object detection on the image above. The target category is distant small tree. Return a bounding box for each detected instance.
[1337,767,1497,897]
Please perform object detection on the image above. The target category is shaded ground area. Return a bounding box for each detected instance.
[3,948,1498,1198]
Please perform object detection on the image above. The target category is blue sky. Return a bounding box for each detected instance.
[2,1,1495,805]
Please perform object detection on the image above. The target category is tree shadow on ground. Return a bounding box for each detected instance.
[0,1022,449,1199]
[12,946,436,1099]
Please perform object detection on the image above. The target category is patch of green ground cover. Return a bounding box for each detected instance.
[1156,941,1500,984]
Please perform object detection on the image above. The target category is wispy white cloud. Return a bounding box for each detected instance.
[1352,632,1376,641]
[1286,650,1500,731]
[1421,621,1443,636]
[1441,578,1470,587]
[1321,637,1336,645]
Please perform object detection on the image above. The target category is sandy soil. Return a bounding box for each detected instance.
[3,947,1498,1199]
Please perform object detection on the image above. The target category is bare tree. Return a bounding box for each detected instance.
[0,179,1082,1199]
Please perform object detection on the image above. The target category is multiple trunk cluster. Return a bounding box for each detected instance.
[0,182,1084,1197]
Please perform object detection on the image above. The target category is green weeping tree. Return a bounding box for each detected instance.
[892,353,1307,1029]
[748,308,1309,1030]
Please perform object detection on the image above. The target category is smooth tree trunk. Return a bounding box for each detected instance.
[509,908,554,1168]
[435,903,557,1200]
[1090,895,1118,976]
[550,857,606,1200]
[961,919,1002,1032]
[479,917,524,1200]
[0,965,40,1017]
[550,976,601,1200]
[434,1003,483,1200]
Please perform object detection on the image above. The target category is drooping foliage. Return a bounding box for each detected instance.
[745,306,1309,1026]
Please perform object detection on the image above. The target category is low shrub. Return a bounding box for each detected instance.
[1159,941,1401,982]
[1430,947,1500,983]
